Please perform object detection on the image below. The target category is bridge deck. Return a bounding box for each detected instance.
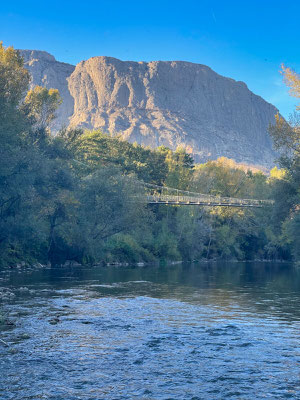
[144,193,274,208]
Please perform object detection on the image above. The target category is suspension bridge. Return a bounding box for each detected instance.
[141,183,274,208]
[72,159,273,208]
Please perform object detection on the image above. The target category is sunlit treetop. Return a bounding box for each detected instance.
[281,65,300,109]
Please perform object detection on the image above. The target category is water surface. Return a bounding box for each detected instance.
[0,262,299,399]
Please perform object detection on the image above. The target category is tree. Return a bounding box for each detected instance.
[0,43,33,265]
[157,145,194,189]
[65,129,169,184]
[269,112,300,156]
[24,85,62,131]
[268,65,300,262]
[0,43,31,145]
[0,43,70,266]
[191,157,253,198]
[0,43,30,119]
[281,64,300,109]
[73,167,146,264]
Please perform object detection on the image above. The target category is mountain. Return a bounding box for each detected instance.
[19,50,278,167]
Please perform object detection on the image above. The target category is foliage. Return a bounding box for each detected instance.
[281,64,300,109]
[65,129,169,185]
[24,86,62,130]
[269,113,300,156]
[270,166,286,180]
[268,65,300,263]
[157,145,194,189]
[0,42,299,267]
[0,43,30,119]
[191,157,271,199]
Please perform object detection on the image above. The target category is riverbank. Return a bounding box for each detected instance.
[3,257,294,272]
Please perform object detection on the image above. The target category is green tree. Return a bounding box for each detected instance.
[0,43,72,266]
[73,167,146,264]
[158,145,194,189]
[268,65,300,262]
[0,42,30,137]
[24,85,62,131]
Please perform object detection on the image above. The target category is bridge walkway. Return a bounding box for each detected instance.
[141,183,274,208]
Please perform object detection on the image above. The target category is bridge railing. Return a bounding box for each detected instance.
[146,194,273,206]
[140,182,274,207]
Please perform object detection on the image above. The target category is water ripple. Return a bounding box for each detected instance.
[0,262,299,399]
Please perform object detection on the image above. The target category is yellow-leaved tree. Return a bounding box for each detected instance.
[281,65,300,109]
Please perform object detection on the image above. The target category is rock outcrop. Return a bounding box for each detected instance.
[19,50,75,131]
[20,50,278,167]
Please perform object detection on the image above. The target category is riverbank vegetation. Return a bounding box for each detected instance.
[0,43,299,267]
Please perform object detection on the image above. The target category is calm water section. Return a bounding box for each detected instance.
[0,262,299,399]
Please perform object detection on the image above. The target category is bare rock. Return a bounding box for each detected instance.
[19,50,278,167]
[68,57,277,167]
[19,50,75,132]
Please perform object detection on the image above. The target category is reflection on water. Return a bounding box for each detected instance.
[0,262,299,399]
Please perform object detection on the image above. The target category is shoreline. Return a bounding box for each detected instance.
[3,258,294,270]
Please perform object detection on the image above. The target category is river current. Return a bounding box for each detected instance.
[0,262,299,399]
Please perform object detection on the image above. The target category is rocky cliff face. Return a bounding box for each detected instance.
[20,50,278,167]
[19,50,75,131]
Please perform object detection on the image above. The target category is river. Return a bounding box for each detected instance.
[0,262,299,399]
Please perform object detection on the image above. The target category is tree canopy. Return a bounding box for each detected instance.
[0,42,299,267]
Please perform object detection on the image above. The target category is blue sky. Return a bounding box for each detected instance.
[1,0,299,118]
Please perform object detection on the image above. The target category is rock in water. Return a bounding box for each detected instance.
[20,51,278,167]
